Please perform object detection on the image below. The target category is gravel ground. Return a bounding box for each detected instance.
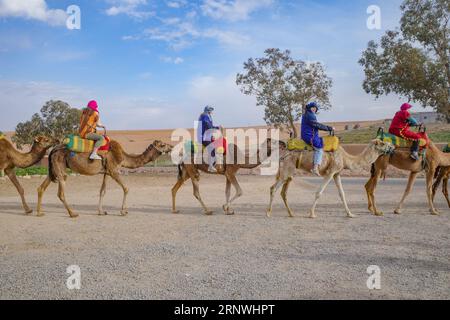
[0,173,449,300]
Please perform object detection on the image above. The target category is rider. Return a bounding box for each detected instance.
[197,105,221,173]
[389,103,422,161]
[79,100,106,160]
[301,102,334,176]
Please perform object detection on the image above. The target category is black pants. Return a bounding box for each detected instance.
[411,140,419,153]
[202,141,215,157]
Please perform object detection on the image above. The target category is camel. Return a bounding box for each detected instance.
[0,135,54,214]
[37,139,172,218]
[365,142,450,216]
[172,138,283,215]
[267,139,394,218]
[432,166,450,208]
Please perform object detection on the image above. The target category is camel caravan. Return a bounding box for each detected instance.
[1,100,449,219]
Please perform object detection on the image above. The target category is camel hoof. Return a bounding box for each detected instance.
[430,210,440,216]
[347,213,355,218]
[120,210,129,216]
[69,213,79,218]
[172,210,180,214]
[374,211,384,216]
[266,210,272,218]
[309,214,317,219]
[288,212,295,218]
[225,210,235,216]
[394,209,402,215]
[36,212,45,217]
[98,211,108,216]
[25,209,33,215]
[204,211,213,216]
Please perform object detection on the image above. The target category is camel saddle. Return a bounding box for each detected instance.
[184,139,227,155]
[288,136,340,152]
[0,133,4,140]
[376,130,429,151]
[63,134,111,154]
[444,144,450,153]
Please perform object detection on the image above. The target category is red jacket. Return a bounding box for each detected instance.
[389,110,421,140]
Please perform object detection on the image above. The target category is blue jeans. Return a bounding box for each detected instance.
[313,148,323,166]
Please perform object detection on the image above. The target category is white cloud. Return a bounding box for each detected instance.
[166,0,187,9]
[105,0,154,19]
[161,56,184,64]
[201,0,273,21]
[0,0,67,26]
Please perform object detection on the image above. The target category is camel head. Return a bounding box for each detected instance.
[152,140,173,154]
[369,139,395,158]
[32,136,55,150]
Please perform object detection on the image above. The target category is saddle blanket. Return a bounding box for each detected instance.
[288,136,340,152]
[444,144,450,153]
[377,132,428,149]
[63,135,110,153]
[184,138,228,155]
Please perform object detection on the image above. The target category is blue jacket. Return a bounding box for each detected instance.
[197,112,219,143]
[301,110,331,149]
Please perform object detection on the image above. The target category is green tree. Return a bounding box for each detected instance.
[13,100,81,149]
[360,0,449,120]
[236,48,333,138]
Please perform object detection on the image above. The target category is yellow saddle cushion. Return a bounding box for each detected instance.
[63,135,110,153]
[377,132,427,148]
[288,136,340,152]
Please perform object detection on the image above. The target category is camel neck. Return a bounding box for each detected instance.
[13,143,47,168]
[341,144,374,170]
[430,143,450,167]
[122,145,161,169]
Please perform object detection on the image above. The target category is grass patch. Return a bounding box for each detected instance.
[15,166,48,176]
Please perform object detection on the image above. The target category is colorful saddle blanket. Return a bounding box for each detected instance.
[63,135,111,153]
[184,139,227,155]
[376,132,428,149]
[0,132,4,140]
[288,136,340,152]
[443,144,450,153]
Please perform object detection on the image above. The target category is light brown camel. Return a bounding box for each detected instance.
[0,135,54,214]
[267,139,394,218]
[37,140,172,218]
[432,166,450,208]
[172,138,282,215]
[365,142,450,216]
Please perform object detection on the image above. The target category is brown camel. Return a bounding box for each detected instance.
[0,135,54,214]
[172,138,282,215]
[432,166,450,208]
[267,139,394,218]
[365,142,450,216]
[37,140,172,218]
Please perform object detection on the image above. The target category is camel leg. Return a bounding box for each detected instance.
[57,179,78,218]
[443,177,450,208]
[223,173,243,215]
[267,179,285,218]
[37,176,52,217]
[191,177,213,215]
[171,175,190,214]
[280,177,295,218]
[110,172,129,216]
[5,168,32,214]
[432,168,444,201]
[334,174,354,218]
[98,174,108,216]
[394,172,418,214]
[309,174,334,219]
[426,166,439,215]
[365,170,384,216]
[222,178,232,214]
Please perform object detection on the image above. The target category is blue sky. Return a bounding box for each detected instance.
[0,0,431,130]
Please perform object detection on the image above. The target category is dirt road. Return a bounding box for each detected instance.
[0,173,449,299]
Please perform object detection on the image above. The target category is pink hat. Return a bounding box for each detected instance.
[87,100,99,112]
[401,103,412,111]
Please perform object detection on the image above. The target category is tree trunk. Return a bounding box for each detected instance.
[289,118,298,138]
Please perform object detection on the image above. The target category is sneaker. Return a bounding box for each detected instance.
[410,152,419,161]
[89,152,102,160]
[208,166,217,173]
[311,166,321,177]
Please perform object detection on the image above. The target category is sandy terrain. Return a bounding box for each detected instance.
[0,172,449,300]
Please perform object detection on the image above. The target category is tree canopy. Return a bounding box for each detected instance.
[13,100,81,149]
[236,48,333,137]
[360,0,449,119]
